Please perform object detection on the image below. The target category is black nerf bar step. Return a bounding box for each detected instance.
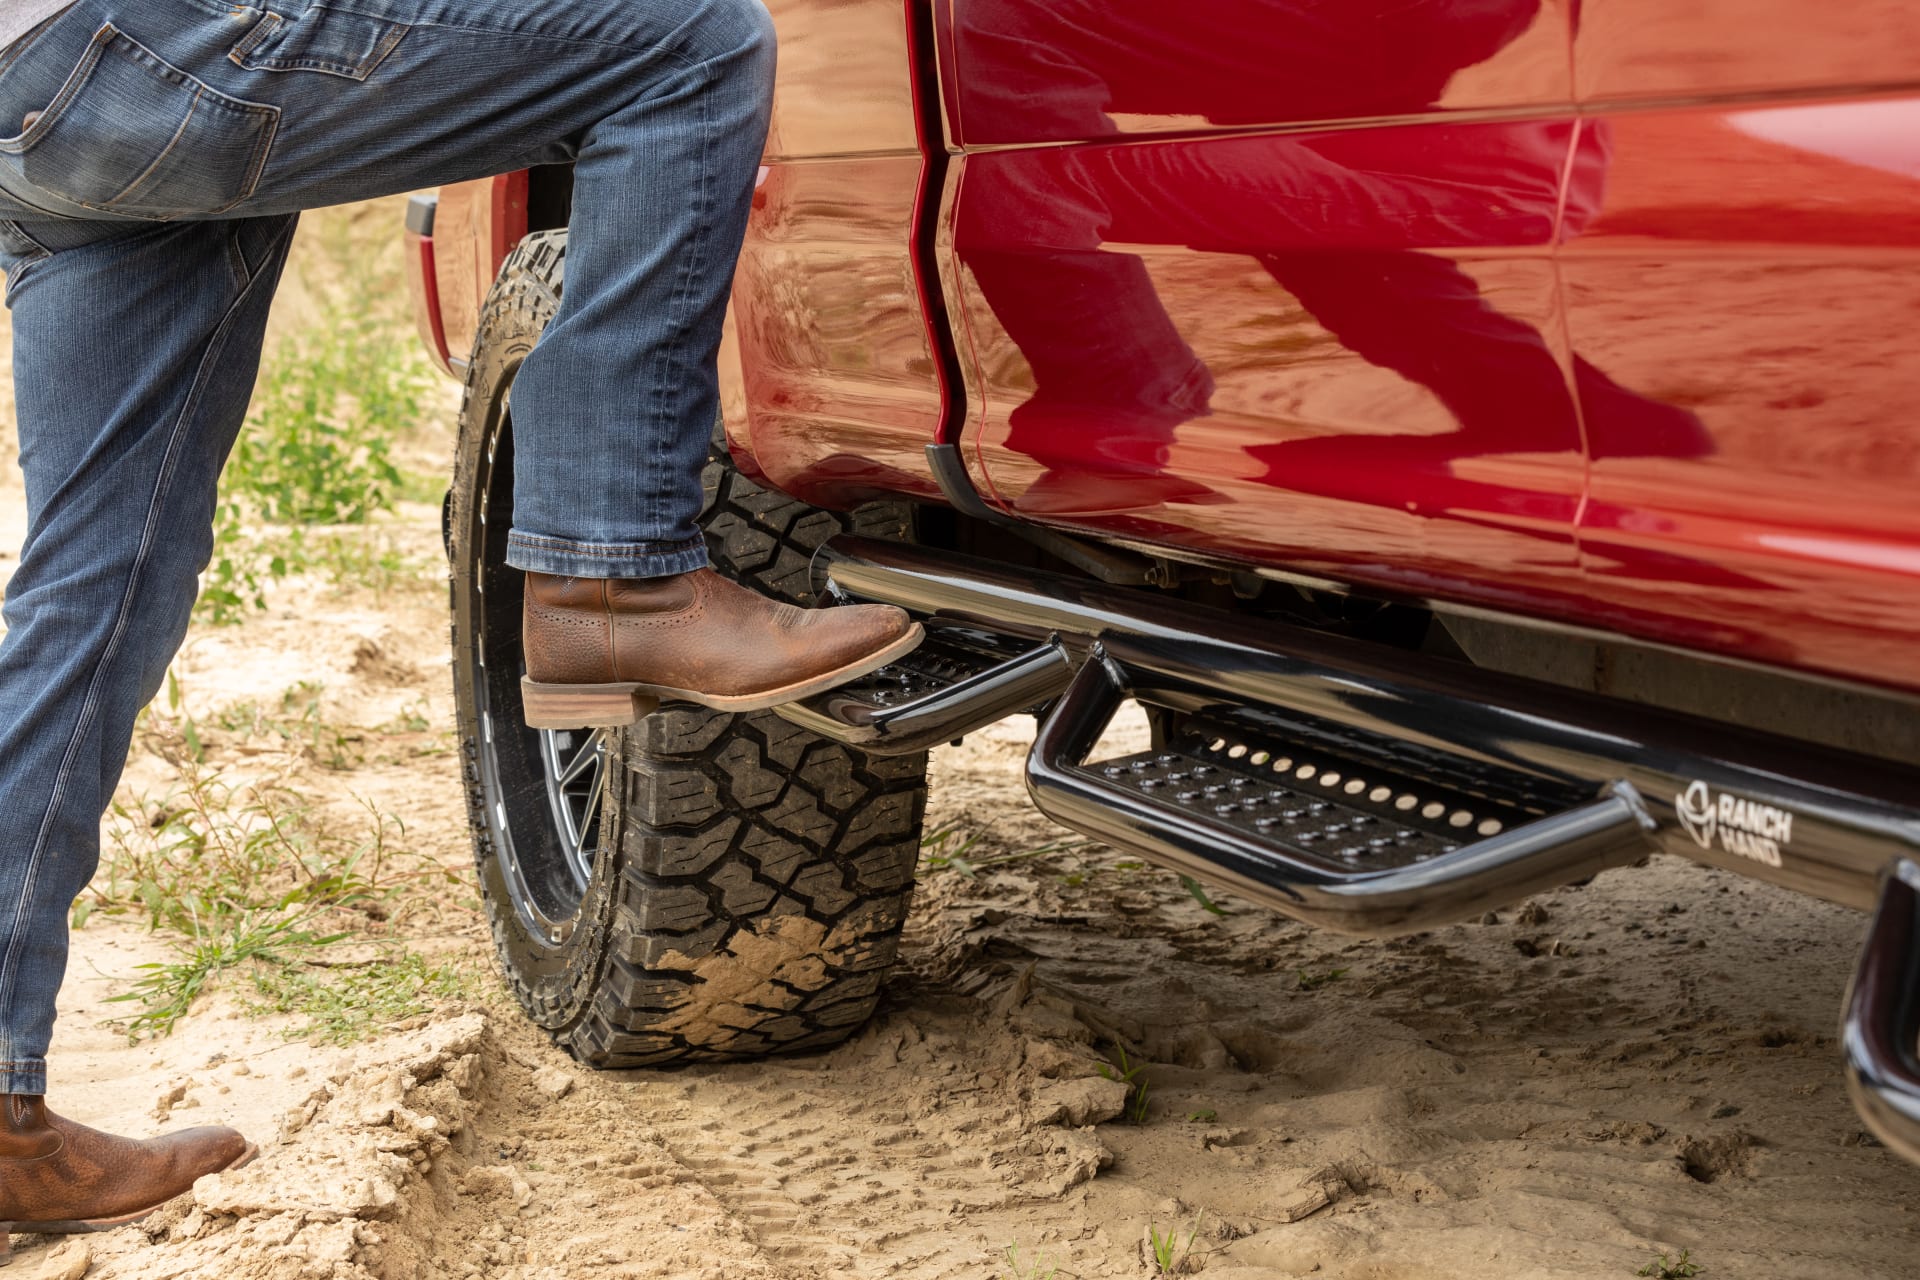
[814,535,1920,917]
[775,623,1071,754]
[1028,635,1656,935]
[1844,858,1920,1164]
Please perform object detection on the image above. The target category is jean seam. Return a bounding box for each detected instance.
[108,86,204,211]
[376,14,701,70]
[0,227,277,1037]
[233,12,411,81]
[0,221,52,284]
[644,65,713,543]
[226,11,282,66]
[508,533,705,556]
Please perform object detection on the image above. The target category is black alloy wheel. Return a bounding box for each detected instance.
[447,230,931,1066]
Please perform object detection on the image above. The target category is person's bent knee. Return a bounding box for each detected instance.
[690,0,778,81]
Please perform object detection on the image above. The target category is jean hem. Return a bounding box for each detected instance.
[0,1059,46,1095]
[505,532,710,579]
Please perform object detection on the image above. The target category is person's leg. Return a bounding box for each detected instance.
[0,211,291,1236]
[0,0,915,727]
[0,0,915,1142]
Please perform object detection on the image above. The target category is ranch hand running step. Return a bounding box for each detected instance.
[1027,633,1658,935]
[775,623,1071,755]
[1843,858,1920,1164]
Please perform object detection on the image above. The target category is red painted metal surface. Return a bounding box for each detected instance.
[914,0,1920,692]
[404,227,453,376]
[429,173,529,365]
[427,0,1920,692]
[942,0,1598,611]
[719,0,951,508]
[1561,102,1920,681]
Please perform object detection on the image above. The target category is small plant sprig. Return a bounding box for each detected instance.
[247,950,480,1045]
[920,821,984,877]
[1637,1250,1705,1279]
[1098,1045,1151,1124]
[1147,1213,1204,1276]
[920,822,1093,880]
[1296,966,1349,991]
[1178,874,1227,916]
[1002,1242,1059,1280]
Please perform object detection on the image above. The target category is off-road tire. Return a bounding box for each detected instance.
[448,229,929,1067]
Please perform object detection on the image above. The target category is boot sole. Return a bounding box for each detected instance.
[1,1142,258,1261]
[520,623,926,728]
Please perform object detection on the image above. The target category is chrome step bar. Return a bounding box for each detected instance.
[776,623,1071,755]
[809,536,1920,918]
[1029,634,1656,935]
[1845,859,1920,1164]
[795,535,1920,1165]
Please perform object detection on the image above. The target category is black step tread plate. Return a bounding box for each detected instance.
[814,623,1037,710]
[1205,703,1583,819]
[1086,722,1576,877]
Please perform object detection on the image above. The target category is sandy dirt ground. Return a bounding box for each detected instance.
[2,212,1919,1280]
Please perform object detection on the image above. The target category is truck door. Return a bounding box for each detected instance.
[1561,1,1920,689]
[935,0,1595,606]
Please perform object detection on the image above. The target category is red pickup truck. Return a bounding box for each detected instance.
[404,0,1920,1163]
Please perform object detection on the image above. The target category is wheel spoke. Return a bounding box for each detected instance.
[558,729,606,785]
[538,727,610,890]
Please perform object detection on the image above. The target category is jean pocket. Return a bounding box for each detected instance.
[0,24,279,220]
[230,4,409,81]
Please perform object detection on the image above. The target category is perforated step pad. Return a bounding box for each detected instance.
[1088,726,1571,876]
[820,625,1033,710]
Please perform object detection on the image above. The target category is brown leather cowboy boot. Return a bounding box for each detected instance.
[0,1095,253,1260]
[520,568,922,727]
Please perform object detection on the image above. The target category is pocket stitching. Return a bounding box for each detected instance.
[2,24,282,217]
[106,85,204,212]
[0,24,109,156]
[226,11,283,67]
[230,9,408,82]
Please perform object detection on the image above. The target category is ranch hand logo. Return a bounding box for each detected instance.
[1676,780,1792,868]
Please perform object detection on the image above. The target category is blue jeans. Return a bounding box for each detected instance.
[0,0,775,1093]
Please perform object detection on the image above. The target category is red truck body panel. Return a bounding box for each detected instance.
[415,0,1920,696]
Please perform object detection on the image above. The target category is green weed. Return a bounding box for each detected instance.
[1637,1251,1705,1279]
[214,680,364,770]
[1002,1242,1059,1280]
[1098,1045,1151,1124]
[921,821,984,877]
[920,822,1094,880]
[86,693,468,1020]
[1147,1214,1203,1276]
[1179,874,1227,916]
[106,908,349,1041]
[1297,967,1349,991]
[247,950,480,1045]
[88,760,429,936]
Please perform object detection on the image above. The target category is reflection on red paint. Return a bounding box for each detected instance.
[729,0,1920,692]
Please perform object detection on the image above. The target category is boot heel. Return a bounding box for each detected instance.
[520,680,659,729]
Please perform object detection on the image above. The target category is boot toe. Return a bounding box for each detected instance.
[158,1124,253,1181]
[816,603,912,668]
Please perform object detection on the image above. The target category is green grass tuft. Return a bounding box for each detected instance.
[247,951,481,1045]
